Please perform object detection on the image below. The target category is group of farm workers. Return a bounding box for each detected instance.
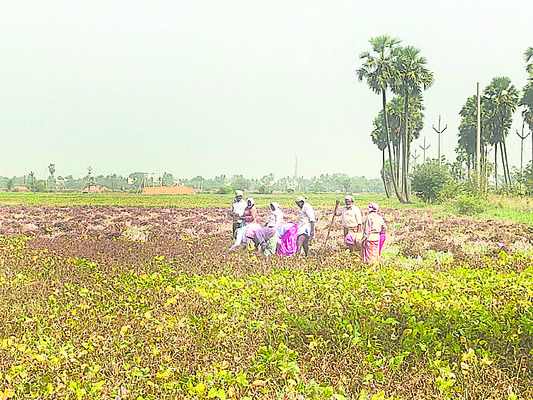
[228,190,387,264]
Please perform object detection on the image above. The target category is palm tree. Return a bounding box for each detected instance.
[395,45,434,201]
[525,47,533,75]
[371,112,391,198]
[520,47,533,167]
[483,77,519,186]
[357,35,405,203]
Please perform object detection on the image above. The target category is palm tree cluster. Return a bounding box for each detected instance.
[458,47,533,189]
[357,35,434,203]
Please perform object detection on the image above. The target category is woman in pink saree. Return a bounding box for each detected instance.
[277,223,298,256]
[360,202,387,265]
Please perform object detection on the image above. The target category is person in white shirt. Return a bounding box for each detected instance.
[336,195,362,252]
[295,196,315,256]
[229,190,246,238]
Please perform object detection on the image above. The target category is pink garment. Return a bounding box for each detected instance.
[379,233,386,255]
[360,239,380,265]
[344,231,362,246]
[245,223,261,239]
[277,224,298,256]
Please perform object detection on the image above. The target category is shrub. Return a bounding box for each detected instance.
[455,195,485,215]
[410,161,451,203]
[217,186,234,195]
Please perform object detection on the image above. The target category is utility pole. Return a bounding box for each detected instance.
[476,83,481,178]
[419,137,430,164]
[410,150,420,167]
[29,171,35,192]
[86,167,93,193]
[432,115,447,167]
[293,156,298,190]
[516,121,531,180]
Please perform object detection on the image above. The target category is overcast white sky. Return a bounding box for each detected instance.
[1,0,532,180]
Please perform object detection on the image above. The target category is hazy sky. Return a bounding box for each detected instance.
[1,1,532,180]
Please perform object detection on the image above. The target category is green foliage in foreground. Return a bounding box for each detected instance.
[0,236,532,399]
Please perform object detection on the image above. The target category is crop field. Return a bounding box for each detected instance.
[0,194,533,399]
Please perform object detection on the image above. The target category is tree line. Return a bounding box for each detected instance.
[0,171,384,194]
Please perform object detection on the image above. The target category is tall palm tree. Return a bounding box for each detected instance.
[357,35,405,202]
[394,45,434,201]
[371,112,391,198]
[520,47,533,166]
[483,77,519,186]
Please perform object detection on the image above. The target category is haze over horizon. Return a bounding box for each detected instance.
[1,1,532,180]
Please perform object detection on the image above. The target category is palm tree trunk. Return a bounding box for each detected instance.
[494,143,498,190]
[403,91,410,202]
[382,148,391,198]
[502,140,511,185]
[382,90,404,202]
[499,141,507,185]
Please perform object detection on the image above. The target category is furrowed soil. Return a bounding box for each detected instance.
[0,204,532,399]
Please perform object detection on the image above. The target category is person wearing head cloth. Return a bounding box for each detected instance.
[229,190,246,238]
[295,196,316,256]
[242,197,258,226]
[255,222,278,256]
[266,201,284,228]
[336,195,362,252]
[360,202,387,265]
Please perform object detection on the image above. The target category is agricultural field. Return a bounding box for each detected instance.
[0,193,533,399]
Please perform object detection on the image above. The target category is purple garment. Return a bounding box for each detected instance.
[277,223,298,256]
[379,233,386,255]
[255,227,277,251]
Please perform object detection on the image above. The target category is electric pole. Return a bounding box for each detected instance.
[293,156,298,190]
[516,121,531,180]
[432,115,447,166]
[86,167,93,193]
[419,137,430,164]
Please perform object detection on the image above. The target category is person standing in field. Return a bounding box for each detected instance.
[229,190,246,238]
[336,195,362,252]
[242,197,258,225]
[266,201,284,228]
[295,196,315,256]
[360,202,387,265]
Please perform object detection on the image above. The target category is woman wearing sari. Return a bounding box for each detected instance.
[242,197,258,225]
[360,202,387,265]
[276,223,298,256]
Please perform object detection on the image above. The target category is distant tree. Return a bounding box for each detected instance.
[483,77,519,186]
[394,45,434,201]
[520,47,533,165]
[357,35,404,202]
[230,175,251,190]
[162,172,174,186]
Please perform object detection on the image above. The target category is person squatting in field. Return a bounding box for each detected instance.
[229,190,246,238]
[360,202,387,265]
[336,195,362,252]
[295,196,316,256]
[230,222,261,251]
